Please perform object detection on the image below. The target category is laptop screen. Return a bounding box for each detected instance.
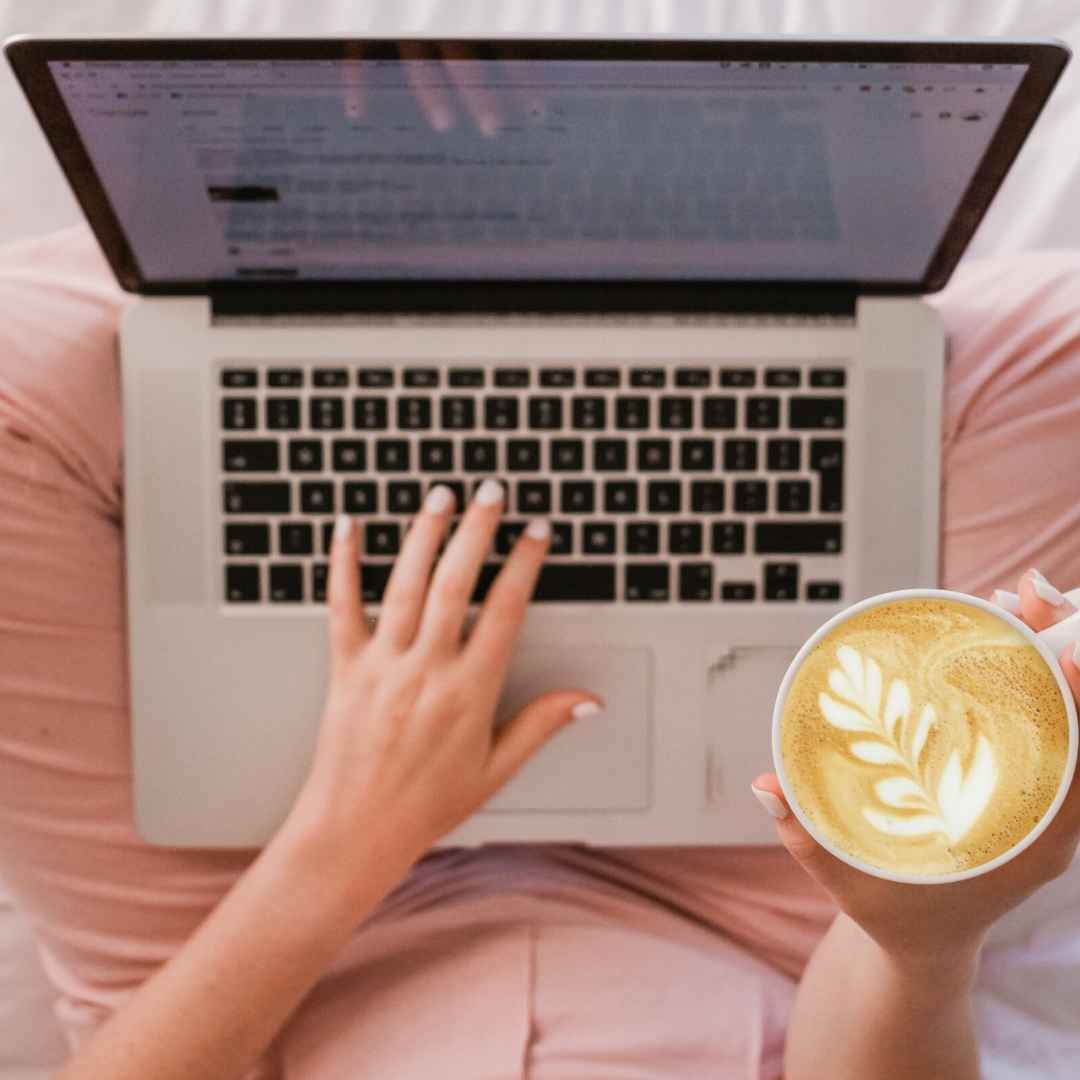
[7,39,1068,298]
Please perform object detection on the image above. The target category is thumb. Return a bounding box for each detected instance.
[487,691,603,791]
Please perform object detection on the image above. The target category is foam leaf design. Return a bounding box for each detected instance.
[817,644,998,844]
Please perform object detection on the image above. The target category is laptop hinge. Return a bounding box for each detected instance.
[209,283,858,319]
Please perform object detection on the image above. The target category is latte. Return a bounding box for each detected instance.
[779,597,1071,877]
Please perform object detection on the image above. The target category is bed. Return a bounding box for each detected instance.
[1,2,1079,1077]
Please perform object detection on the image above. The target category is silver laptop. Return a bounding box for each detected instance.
[6,34,1068,848]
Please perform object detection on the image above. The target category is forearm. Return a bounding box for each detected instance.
[55,817,415,1080]
[785,912,982,1080]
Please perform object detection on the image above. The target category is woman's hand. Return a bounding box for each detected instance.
[752,567,1080,968]
[286,479,602,892]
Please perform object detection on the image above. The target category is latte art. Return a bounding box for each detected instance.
[780,597,1071,877]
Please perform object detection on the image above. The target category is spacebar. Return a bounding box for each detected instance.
[471,563,617,603]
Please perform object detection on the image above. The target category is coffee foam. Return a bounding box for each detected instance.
[780,598,1070,877]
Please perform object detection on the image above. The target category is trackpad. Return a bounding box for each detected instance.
[483,646,652,812]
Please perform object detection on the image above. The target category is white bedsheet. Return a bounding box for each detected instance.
[1,2,1079,1078]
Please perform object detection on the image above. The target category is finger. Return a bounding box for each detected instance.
[463,517,550,679]
[342,40,366,120]
[399,41,455,132]
[440,43,503,136]
[414,478,505,653]
[487,690,603,792]
[375,484,455,650]
[327,514,369,669]
[1017,567,1076,632]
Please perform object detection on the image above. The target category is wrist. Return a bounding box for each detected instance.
[881,934,984,990]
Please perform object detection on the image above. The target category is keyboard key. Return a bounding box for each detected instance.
[669,521,703,554]
[224,482,290,514]
[463,439,498,472]
[366,522,401,556]
[343,481,378,513]
[517,480,552,514]
[361,563,394,604]
[496,521,526,554]
[766,438,801,471]
[528,396,563,430]
[809,368,846,388]
[300,481,335,514]
[331,439,366,471]
[222,397,258,430]
[449,368,485,387]
[583,521,616,554]
[468,563,502,603]
[616,396,650,429]
[690,480,724,513]
[790,397,845,429]
[675,367,710,387]
[358,368,394,388]
[712,521,746,554]
[572,396,606,430]
[659,396,693,429]
[625,521,660,554]
[630,368,666,388]
[388,480,422,513]
[321,519,335,556]
[702,396,737,429]
[604,480,638,513]
[533,563,616,601]
[225,564,261,602]
[551,521,573,555]
[734,480,768,513]
[679,562,713,601]
[648,481,681,513]
[721,581,756,601]
[397,397,432,430]
[720,368,756,388]
[560,481,595,514]
[222,368,257,388]
[267,368,303,387]
[269,564,304,602]
[765,562,799,601]
[808,581,842,601]
[680,438,714,471]
[594,439,628,471]
[376,439,410,471]
[419,439,454,472]
[404,368,439,387]
[585,368,621,387]
[225,523,270,555]
[312,563,328,602]
[266,397,301,430]
[279,521,314,555]
[810,438,844,512]
[313,368,348,387]
[755,522,842,554]
[284,439,320,472]
[353,397,388,430]
[724,438,758,471]
[223,439,279,472]
[765,368,801,388]
[776,480,812,513]
[485,396,519,430]
[637,439,671,471]
[494,368,530,388]
[746,396,781,429]
[539,368,575,387]
[433,480,467,511]
[441,397,476,430]
[507,439,541,471]
[551,439,584,471]
[310,396,344,430]
[626,564,670,601]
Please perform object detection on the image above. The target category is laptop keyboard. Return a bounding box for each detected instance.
[219,363,846,606]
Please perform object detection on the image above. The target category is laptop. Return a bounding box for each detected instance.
[5,34,1068,848]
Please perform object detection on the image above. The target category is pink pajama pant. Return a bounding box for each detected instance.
[1,227,1079,1079]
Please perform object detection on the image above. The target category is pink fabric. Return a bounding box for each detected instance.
[1,227,1079,1079]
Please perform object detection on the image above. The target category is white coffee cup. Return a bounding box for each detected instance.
[771,587,1080,885]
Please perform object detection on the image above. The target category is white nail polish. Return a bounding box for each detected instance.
[525,518,551,541]
[333,513,352,542]
[424,485,454,515]
[474,478,504,506]
[572,701,603,721]
[1031,574,1067,607]
[991,589,1021,615]
[751,785,789,819]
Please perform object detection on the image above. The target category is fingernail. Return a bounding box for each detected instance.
[572,701,603,721]
[431,105,453,132]
[334,513,352,543]
[474,478,504,507]
[424,484,454,515]
[1030,572,1066,607]
[525,518,551,541]
[751,785,789,819]
[991,589,1021,614]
